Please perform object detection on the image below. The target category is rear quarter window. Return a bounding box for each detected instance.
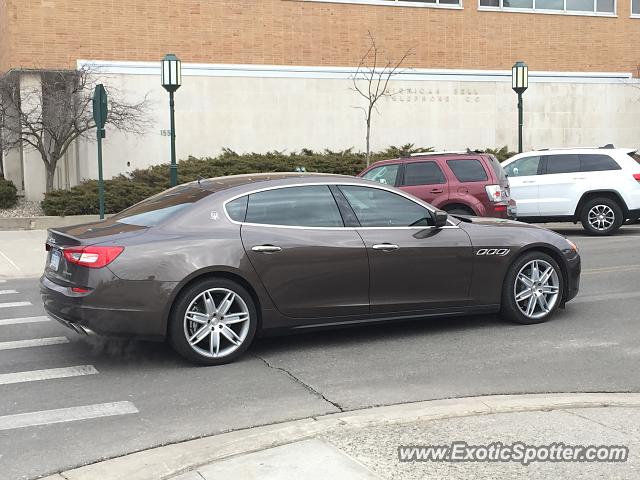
[579,154,621,172]
[111,186,213,227]
[446,159,489,182]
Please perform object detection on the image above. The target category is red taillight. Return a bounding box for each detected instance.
[633,173,640,182]
[71,287,91,294]
[494,205,507,212]
[62,246,124,269]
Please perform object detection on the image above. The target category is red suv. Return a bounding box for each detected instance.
[358,152,515,218]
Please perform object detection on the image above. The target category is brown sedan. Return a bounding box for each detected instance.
[41,174,581,365]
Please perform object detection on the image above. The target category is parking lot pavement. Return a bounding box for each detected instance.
[0,230,47,279]
[2,225,640,479]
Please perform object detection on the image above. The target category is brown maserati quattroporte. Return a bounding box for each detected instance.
[41,173,581,365]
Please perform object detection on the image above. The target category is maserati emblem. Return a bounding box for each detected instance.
[210,211,219,221]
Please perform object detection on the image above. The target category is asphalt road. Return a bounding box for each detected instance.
[2,224,640,480]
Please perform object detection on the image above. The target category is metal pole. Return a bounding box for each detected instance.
[97,129,105,219]
[169,91,177,187]
[517,92,523,154]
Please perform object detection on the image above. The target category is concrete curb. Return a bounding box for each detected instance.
[0,215,112,231]
[43,392,640,480]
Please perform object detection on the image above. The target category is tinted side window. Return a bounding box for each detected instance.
[339,185,433,227]
[545,154,580,174]
[446,159,488,182]
[362,164,400,186]
[225,196,248,222]
[246,186,344,227]
[403,162,446,186]
[579,154,621,172]
[504,156,541,177]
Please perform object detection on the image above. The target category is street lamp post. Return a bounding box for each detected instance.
[512,61,529,154]
[161,54,182,187]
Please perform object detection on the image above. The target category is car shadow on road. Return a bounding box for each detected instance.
[251,313,509,357]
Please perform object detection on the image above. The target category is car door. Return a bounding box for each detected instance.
[238,184,369,319]
[337,184,473,314]
[398,161,449,207]
[502,155,542,216]
[538,154,582,216]
[578,153,623,196]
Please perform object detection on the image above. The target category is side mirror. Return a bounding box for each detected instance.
[434,210,448,228]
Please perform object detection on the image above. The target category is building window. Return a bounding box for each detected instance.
[479,0,615,13]
[301,0,462,8]
[633,0,640,15]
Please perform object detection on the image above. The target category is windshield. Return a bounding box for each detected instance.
[111,185,213,227]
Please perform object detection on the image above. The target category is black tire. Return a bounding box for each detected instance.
[501,251,564,325]
[580,197,623,236]
[444,205,475,216]
[169,278,258,366]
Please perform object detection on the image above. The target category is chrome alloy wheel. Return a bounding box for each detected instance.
[183,288,251,359]
[514,259,560,320]
[587,204,615,231]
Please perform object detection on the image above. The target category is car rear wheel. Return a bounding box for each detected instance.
[580,197,623,236]
[169,278,257,366]
[501,252,564,325]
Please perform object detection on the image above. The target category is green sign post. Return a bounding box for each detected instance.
[93,84,108,219]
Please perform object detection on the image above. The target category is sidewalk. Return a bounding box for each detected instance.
[0,230,47,279]
[44,393,640,480]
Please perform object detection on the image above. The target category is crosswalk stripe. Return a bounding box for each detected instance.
[0,365,98,385]
[0,280,6,283]
[0,289,18,295]
[0,401,139,431]
[0,301,31,309]
[0,316,49,326]
[0,337,69,351]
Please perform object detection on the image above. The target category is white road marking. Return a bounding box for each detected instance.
[0,301,31,309]
[0,279,7,283]
[574,291,640,304]
[0,337,69,351]
[0,365,98,385]
[582,265,640,275]
[0,249,20,273]
[0,316,49,326]
[0,402,139,431]
[0,289,19,295]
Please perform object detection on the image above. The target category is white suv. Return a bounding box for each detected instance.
[502,146,640,235]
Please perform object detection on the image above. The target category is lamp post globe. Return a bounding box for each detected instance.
[512,61,528,154]
[162,54,182,186]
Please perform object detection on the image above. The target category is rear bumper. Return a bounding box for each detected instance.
[40,274,177,341]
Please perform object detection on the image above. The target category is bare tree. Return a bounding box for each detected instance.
[351,32,412,167]
[0,65,151,192]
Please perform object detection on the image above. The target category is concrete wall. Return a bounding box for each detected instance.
[71,63,640,185]
[6,62,639,199]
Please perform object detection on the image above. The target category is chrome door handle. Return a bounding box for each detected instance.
[372,243,399,251]
[572,177,585,180]
[252,245,282,253]
[522,180,536,184]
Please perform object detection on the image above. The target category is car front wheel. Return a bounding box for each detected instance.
[501,252,564,325]
[169,278,257,366]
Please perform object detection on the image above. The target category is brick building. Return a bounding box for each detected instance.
[1,0,639,199]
